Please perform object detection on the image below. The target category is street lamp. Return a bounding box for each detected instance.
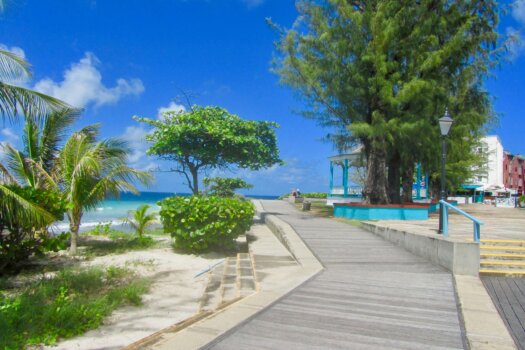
[438,109,454,234]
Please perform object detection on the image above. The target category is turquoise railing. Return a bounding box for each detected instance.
[440,200,483,243]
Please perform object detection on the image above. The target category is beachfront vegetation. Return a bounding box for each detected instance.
[124,204,158,238]
[0,48,69,122]
[0,266,150,349]
[272,1,500,204]
[135,105,282,195]
[160,196,254,251]
[0,186,67,273]
[54,125,153,254]
[203,177,253,198]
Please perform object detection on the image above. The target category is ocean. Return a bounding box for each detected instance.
[52,191,278,233]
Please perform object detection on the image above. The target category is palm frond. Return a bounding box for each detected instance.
[0,49,30,83]
[0,81,70,121]
[0,184,55,227]
[38,107,80,171]
[3,143,35,187]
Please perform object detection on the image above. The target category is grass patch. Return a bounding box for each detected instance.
[79,235,158,257]
[295,201,334,218]
[0,266,150,349]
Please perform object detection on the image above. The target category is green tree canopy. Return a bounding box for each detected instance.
[203,177,253,197]
[136,105,282,194]
[272,0,499,204]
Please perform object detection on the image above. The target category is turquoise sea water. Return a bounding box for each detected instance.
[53,192,278,233]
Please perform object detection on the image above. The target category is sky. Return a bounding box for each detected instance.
[1,0,524,196]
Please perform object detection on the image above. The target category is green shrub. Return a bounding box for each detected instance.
[40,232,71,253]
[203,177,253,197]
[0,267,150,349]
[0,186,67,274]
[301,192,327,199]
[159,196,255,251]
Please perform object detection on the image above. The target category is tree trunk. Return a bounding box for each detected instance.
[387,153,401,204]
[363,143,389,204]
[69,221,79,255]
[401,165,414,203]
[190,167,199,195]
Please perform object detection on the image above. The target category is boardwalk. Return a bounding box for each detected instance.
[483,277,525,350]
[205,200,465,350]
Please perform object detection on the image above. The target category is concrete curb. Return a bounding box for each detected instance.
[141,201,323,350]
[361,221,480,276]
[455,275,517,350]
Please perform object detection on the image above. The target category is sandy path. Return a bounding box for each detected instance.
[45,246,225,350]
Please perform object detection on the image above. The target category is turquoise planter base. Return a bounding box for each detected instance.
[429,200,458,213]
[334,203,430,220]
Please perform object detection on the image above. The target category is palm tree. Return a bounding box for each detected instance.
[125,204,157,238]
[2,108,79,188]
[55,125,153,254]
[0,49,69,121]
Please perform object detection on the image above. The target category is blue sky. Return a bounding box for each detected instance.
[1,0,524,196]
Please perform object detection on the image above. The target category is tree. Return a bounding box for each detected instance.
[272,0,499,204]
[54,126,153,254]
[136,105,282,195]
[203,177,253,197]
[125,204,157,238]
[0,49,69,121]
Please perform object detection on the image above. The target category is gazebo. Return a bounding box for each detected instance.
[327,146,363,206]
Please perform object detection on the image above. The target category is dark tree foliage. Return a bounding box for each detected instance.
[272,0,499,203]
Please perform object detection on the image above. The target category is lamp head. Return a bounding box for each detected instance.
[439,108,454,136]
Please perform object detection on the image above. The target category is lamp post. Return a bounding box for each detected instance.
[438,109,454,234]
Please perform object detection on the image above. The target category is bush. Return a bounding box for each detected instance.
[159,196,255,251]
[203,177,253,197]
[301,192,327,199]
[0,186,67,274]
[0,267,150,349]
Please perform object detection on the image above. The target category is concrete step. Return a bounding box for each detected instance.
[479,269,525,277]
[238,252,256,297]
[199,259,227,312]
[480,245,525,252]
[480,261,525,271]
[481,239,525,247]
[199,252,257,312]
[221,256,239,303]
[481,252,525,260]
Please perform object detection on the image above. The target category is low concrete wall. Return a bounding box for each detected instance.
[361,222,480,276]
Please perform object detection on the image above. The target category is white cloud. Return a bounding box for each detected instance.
[157,101,186,119]
[241,0,264,8]
[33,52,144,109]
[121,125,150,165]
[0,44,26,59]
[513,0,525,25]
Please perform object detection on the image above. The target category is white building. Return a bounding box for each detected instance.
[470,135,505,190]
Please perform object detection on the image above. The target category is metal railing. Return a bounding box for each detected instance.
[440,200,483,243]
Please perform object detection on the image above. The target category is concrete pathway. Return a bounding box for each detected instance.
[205,200,465,350]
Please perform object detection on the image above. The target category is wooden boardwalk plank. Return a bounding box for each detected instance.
[206,200,465,350]
[482,277,525,350]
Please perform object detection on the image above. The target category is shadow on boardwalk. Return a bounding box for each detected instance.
[206,200,465,350]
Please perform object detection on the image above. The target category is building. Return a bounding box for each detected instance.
[503,153,525,195]
[464,135,505,193]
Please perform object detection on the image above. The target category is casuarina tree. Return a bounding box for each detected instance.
[272,0,499,204]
